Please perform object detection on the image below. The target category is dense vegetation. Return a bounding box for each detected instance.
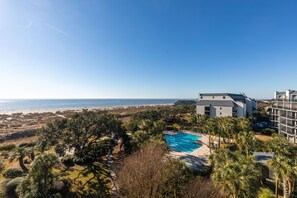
[0,104,296,198]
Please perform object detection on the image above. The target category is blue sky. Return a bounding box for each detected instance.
[0,0,297,99]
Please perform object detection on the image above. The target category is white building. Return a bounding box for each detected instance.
[271,90,297,143]
[196,93,257,118]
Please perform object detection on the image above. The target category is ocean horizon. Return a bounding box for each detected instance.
[0,99,191,113]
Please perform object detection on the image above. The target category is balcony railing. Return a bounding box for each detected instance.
[272,101,297,111]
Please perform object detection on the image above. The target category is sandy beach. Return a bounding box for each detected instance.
[0,104,173,144]
[0,103,173,115]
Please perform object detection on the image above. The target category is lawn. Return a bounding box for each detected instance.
[255,134,273,142]
[59,163,112,198]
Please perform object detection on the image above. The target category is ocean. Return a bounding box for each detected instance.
[0,99,179,113]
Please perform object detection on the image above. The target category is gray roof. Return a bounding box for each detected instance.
[200,93,230,96]
[228,94,246,101]
[253,152,274,165]
[197,100,235,107]
[199,93,246,102]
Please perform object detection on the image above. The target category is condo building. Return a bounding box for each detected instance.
[196,93,257,118]
[271,90,297,143]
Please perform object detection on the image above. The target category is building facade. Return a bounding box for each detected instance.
[196,93,257,118]
[271,90,297,143]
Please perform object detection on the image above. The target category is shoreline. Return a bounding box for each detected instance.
[0,103,173,115]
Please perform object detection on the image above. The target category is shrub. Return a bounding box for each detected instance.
[192,166,212,177]
[172,123,181,131]
[53,179,71,195]
[3,168,24,179]
[0,159,4,173]
[6,177,23,193]
[0,151,9,159]
[23,158,32,164]
[0,144,16,151]
[182,177,222,198]
[55,144,66,157]
[19,142,36,148]
[261,128,277,136]
[257,188,276,198]
[61,155,75,168]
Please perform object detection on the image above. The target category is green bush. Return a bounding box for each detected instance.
[261,128,277,136]
[6,177,23,193]
[61,155,75,167]
[257,188,276,198]
[55,144,66,157]
[53,179,71,195]
[192,166,212,176]
[0,144,16,151]
[19,142,36,148]
[0,179,9,198]
[0,151,9,159]
[3,168,24,179]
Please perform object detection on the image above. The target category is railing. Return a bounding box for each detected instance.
[272,101,297,111]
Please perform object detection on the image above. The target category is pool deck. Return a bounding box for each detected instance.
[167,130,211,170]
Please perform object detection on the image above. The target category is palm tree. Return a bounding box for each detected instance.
[267,135,297,198]
[279,157,297,198]
[217,117,235,144]
[9,146,30,172]
[210,150,261,198]
[195,114,209,129]
[268,156,283,197]
[202,118,217,153]
[235,118,251,133]
[234,131,255,156]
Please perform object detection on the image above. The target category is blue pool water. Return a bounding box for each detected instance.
[164,132,202,153]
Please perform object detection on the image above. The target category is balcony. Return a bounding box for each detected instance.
[272,100,297,111]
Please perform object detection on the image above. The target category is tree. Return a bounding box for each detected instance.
[234,131,255,156]
[257,188,276,198]
[266,135,297,198]
[182,177,222,198]
[235,118,251,132]
[210,149,261,198]
[268,155,283,197]
[39,110,126,165]
[18,153,60,197]
[216,117,239,146]
[0,158,4,174]
[172,123,181,131]
[37,119,66,152]
[192,114,208,129]
[116,142,191,198]
[9,146,30,173]
[202,118,217,153]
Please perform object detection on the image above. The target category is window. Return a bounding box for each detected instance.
[212,96,214,99]
[223,96,226,99]
[200,96,203,99]
[220,112,222,115]
[220,107,222,110]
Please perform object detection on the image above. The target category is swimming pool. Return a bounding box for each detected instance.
[164,132,202,153]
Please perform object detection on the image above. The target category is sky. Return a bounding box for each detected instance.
[0,0,297,99]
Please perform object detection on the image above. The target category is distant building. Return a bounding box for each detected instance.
[196,93,257,118]
[271,90,297,143]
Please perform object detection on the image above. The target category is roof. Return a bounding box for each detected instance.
[200,93,230,97]
[228,94,246,101]
[197,100,235,107]
[199,93,247,101]
[253,152,274,165]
